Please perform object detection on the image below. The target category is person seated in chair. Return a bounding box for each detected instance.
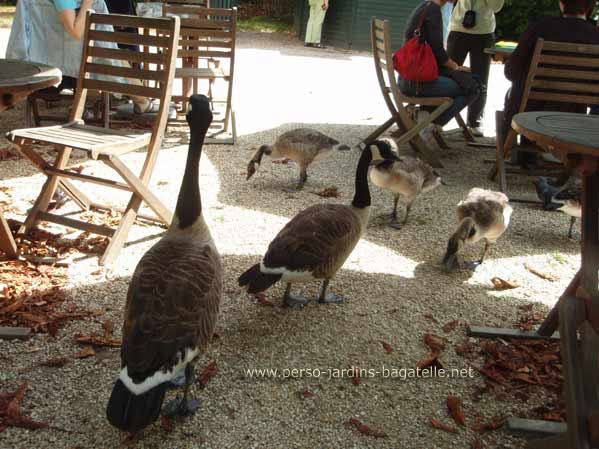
[400,0,481,148]
[502,0,599,168]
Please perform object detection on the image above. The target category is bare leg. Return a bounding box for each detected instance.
[318,279,345,304]
[163,364,201,417]
[283,283,309,308]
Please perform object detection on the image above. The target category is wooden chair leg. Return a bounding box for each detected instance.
[433,128,451,150]
[99,194,142,266]
[361,117,395,147]
[0,211,18,259]
[455,113,475,142]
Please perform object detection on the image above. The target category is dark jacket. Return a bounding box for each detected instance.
[504,16,599,130]
[404,1,449,68]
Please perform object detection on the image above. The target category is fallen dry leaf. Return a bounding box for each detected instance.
[491,277,519,289]
[75,346,95,359]
[380,341,393,354]
[39,357,69,368]
[442,320,460,333]
[298,390,314,399]
[424,333,446,353]
[102,319,115,337]
[75,333,121,347]
[198,361,218,388]
[0,382,49,432]
[477,417,505,432]
[424,313,439,324]
[430,418,458,433]
[417,354,444,371]
[524,263,558,281]
[161,416,174,433]
[253,293,274,307]
[447,396,466,426]
[345,418,387,438]
[315,187,340,198]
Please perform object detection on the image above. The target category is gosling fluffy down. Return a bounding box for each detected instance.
[442,188,512,271]
[246,128,350,191]
[369,145,443,228]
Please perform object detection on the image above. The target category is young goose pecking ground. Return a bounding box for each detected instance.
[442,188,513,272]
[238,140,396,307]
[368,141,443,229]
[246,128,350,192]
[533,177,581,238]
[106,95,222,433]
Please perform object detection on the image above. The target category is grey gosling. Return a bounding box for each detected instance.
[533,177,581,238]
[369,141,443,229]
[443,188,513,271]
[239,140,396,307]
[106,95,222,433]
[246,128,350,192]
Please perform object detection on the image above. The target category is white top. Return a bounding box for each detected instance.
[448,0,504,34]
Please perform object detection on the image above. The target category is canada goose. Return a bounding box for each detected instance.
[238,140,395,307]
[369,142,443,229]
[442,188,512,272]
[246,128,350,192]
[533,177,581,238]
[106,95,222,433]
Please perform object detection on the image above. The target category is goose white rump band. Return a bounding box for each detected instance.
[118,347,201,396]
[260,261,314,282]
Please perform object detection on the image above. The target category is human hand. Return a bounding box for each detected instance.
[456,66,471,72]
[322,1,328,10]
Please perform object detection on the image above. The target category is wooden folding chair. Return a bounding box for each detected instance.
[7,13,180,266]
[163,4,237,144]
[363,18,474,168]
[489,38,599,195]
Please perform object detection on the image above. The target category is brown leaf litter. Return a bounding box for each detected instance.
[198,361,218,388]
[345,418,387,438]
[0,383,48,433]
[380,340,393,353]
[314,186,340,198]
[447,395,466,426]
[74,318,121,348]
[429,418,458,434]
[524,263,558,282]
[490,277,519,289]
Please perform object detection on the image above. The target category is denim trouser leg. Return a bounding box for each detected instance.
[399,76,478,127]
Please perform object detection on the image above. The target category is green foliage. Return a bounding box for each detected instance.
[495,0,561,41]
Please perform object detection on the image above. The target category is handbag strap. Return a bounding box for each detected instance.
[414,1,431,36]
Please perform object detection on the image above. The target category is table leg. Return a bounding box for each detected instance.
[0,209,17,259]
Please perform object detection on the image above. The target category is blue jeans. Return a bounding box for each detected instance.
[399,76,478,127]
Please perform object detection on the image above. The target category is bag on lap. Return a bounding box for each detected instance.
[393,2,438,82]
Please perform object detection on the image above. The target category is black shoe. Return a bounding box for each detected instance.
[313,43,326,49]
[304,43,314,47]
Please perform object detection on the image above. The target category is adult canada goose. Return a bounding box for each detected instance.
[533,177,581,238]
[246,128,350,192]
[369,142,443,229]
[442,188,512,272]
[106,95,222,433]
[238,140,395,307]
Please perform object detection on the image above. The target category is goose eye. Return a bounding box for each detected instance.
[468,227,476,238]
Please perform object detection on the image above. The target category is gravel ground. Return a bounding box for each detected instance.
[0,32,580,449]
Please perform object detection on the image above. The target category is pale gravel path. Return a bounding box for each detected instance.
[0,31,576,449]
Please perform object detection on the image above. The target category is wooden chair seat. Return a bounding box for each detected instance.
[176,67,226,79]
[9,121,150,159]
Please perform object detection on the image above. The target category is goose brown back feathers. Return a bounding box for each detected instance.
[122,238,221,380]
[263,204,362,279]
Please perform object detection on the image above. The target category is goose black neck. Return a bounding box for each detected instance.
[174,125,207,229]
[351,148,372,209]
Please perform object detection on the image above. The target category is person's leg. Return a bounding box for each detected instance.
[466,33,494,128]
[447,31,469,66]
[415,76,475,127]
[305,0,325,45]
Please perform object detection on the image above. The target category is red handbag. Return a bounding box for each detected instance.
[393,3,439,82]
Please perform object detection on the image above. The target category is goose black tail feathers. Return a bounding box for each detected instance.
[106,379,167,433]
[238,264,281,293]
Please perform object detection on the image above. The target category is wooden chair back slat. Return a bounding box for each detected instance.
[85,63,167,82]
[179,18,231,28]
[518,38,599,114]
[176,49,232,58]
[179,37,232,48]
[82,79,163,98]
[90,13,177,30]
[87,46,167,65]
[87,29,171,48]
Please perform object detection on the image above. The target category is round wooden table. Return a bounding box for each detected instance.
[512,111,599,449]
[0,59,62,112]
[0,59,61,259]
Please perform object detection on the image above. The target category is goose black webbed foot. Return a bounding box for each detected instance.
[167,369,195,390]
[162,395,202,418]
[283,284,309,308]
[388,220,404,230]
[464,260,483,270]
[318,292,345,304]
